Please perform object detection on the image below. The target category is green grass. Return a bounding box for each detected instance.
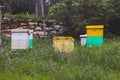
[4,13,39,20]
[0,38,120,80]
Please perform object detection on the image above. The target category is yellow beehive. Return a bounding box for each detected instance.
[86,25,104,36]
[53,37,74,53]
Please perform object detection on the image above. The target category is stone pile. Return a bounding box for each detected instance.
[2,18,63,39]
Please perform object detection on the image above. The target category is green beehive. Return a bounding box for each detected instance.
[87,36,103,46]
[86,25,104,47]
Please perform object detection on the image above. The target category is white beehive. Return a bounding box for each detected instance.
[11,29,29,50]
[80,34,87,46]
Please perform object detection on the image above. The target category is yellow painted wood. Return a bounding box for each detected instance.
[86,25,104,29]
[53,37,74,53]
[86,25,104,36]
[53,36,74,41]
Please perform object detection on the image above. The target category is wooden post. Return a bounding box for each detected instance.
[0,5,4,72]
[0,6,3,53]
[40,0,46,40]
[35,0,40,17]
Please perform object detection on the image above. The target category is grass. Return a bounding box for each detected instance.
[0,37,120,80]
[4,13,40,20]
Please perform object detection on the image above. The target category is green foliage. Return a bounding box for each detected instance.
[48,0,120,37]
[108,17,120,35]
[4,13,39,20]
[0,37,120,80]
[47,2,65,18]
[1,0,35,14]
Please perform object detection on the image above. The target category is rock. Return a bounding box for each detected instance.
[35,27,42,31]
[54,25,60,30]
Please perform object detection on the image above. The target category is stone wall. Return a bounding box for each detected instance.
[1,18,63,39]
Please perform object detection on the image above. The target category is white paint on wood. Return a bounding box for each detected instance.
[11,29,29,50]
[12,33,28,40]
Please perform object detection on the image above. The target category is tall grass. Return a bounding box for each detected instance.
[0,37,120,80]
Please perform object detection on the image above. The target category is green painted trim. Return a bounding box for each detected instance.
[29,39,33,48]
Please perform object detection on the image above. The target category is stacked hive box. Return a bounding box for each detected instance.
[86,25,104,46]
[53,37,74,53]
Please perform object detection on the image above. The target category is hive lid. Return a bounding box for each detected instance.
[11,29,29,33]
[86,25,104,29]
[80,34,87,37]
[53,36,74,41]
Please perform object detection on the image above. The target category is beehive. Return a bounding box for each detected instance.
[11,29,29,50]
[80,34,87,46]
[53,37,74,53]
[86,25,104,46]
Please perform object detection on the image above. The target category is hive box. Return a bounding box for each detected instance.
[80,34,87,46]
[86,25,104,36]
[11,29,29,50]
[87,36,103,46]
[53,37,74,53]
